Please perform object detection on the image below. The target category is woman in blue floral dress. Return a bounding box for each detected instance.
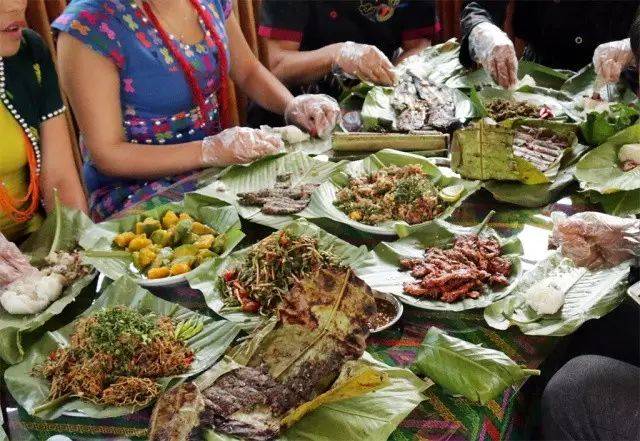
[53,0,339,220]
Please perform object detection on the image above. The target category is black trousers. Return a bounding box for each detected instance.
[542,355,640,441]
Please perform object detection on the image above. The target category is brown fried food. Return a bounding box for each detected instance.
[401,234,511,303]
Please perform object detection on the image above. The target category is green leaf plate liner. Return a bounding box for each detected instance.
[79,193,245,285]
[358,215,523,311]
[186,218,375,326]
[204,353,431,441]
[410,328,539,405]
[4,276,241,420]
[300,149,481,237]
[195,151,346,230]
[0,201,96,365]
[484,251,631,336]
[575,124,640,194]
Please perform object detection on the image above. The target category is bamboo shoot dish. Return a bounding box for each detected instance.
[33,306,201,408]
[221,231,341,314]
[400,234,512,303]
[334,164,460,226]
[112,211,226,280]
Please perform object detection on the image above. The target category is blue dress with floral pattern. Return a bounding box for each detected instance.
[52,0,231,221]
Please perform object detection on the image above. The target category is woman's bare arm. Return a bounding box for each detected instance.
[39,115,88,214]
[263,39,341,87]
[226,13,294,114]
[56,33,204,180]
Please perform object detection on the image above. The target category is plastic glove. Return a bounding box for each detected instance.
[334,41,396,86]
[0,232,37,287]
[469,22,518,89]
[284,94,340,139]
[593,38,635,84]
[201,127,284,167]
[550,211,640,270]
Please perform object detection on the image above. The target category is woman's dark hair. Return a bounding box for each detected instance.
[630,12,640,64]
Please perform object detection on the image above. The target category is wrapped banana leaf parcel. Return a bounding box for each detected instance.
[451,119,589,206]
[149,266,429,441]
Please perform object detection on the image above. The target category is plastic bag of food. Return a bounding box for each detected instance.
[550,211,640,269]
[0,233,37,287]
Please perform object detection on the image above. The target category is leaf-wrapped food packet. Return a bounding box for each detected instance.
[410,327,539,405]
[452,119,579,184]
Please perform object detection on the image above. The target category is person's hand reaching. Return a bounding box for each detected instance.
[333,41,396,86]
[469,22,518,89]
[201,127,284,167]
[593,38,635,84]
[284,94,340,138]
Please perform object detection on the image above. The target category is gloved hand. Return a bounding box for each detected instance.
[469,22,518,89]
[0,232,37,287]
[593,38,635,84]
[201,127,284,167]
[333,41,396,86]
[284,94,340,139]
[550,211,640,270]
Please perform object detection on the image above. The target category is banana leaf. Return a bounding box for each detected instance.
[358,216,523,311]
[484,141,591,207]
[79,193,244,284]
[299,149,480,237]
[575,124,640,193]
[397,39,465,85]
[410,328,539,405]
[4,276,241,420]
[484,251,631,336]
[194,151,345,230]
[204,353,429,441]
[586,189,640,216]
[0,200,96,364]
[452,119,580,185]
[191,264,428,440]
[361,86,396,131]
[185,219,374,325]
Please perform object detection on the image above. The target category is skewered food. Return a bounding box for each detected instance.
[0,251,91,315]
[618,144,640,171]
[400,234,512,303]
[33,306,199,408]
[237,173,319,215]
[112,211,226,279]
[334,164,448,225]
[513,125,570,172]
[485,99,547,121]
[221,231,340,314]
[392,72,461,132]
[150,267,377,441]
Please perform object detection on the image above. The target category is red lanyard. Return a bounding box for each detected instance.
[141,0,230,133]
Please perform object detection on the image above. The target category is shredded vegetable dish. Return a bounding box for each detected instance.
[33,306,197,408]
[112,211,226,280]
[334,165,445,225]
[222,231,340,314]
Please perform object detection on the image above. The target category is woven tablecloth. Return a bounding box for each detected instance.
[2,169,595,441]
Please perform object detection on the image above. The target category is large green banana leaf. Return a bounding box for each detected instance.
[586,189,640,216]
[357,216,523,311]
[574,124,640,193]
[452,119,580,185]
[195,151,345,230]
[410,328,539,405]
[204,352,430,441]
[4,276,241,420]
[299,149,480,237]
[185,219,374,325]
[484,140,591,207]
[484,251,631,336]
[79,193,244,284]
[0,200,96,364]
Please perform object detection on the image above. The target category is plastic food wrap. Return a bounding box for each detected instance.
[0,233,37,287]
[551,211,640,269]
